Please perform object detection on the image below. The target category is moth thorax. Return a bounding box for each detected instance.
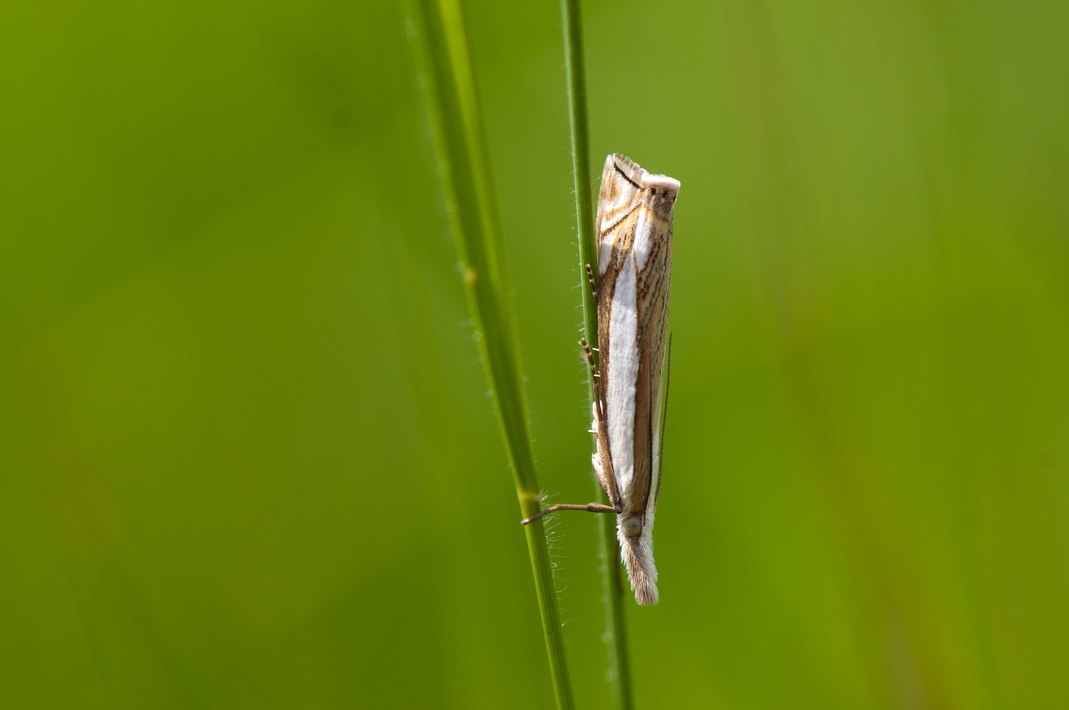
[621,516,643,538]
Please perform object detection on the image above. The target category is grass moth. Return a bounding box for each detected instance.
[524,153,678,605]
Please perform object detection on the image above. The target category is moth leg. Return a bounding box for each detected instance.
[521,502,617,525]
[579,338,605,424]
[584,263,597,299]
[581,337,622,511]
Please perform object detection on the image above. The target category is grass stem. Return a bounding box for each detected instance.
[560,1,634,707]
[409,1,574,707]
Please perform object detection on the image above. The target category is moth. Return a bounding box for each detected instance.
[523,153,678,605]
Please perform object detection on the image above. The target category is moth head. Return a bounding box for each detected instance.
[640,174,680,218]
[620,516,643,538]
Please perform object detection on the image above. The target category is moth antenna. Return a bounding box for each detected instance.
[584,263,597,298]
[655,334,673,502]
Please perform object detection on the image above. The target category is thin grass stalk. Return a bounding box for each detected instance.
[560,0,634,707]
[409,1,574,708]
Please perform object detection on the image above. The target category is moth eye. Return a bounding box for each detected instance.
[621,517,642,537]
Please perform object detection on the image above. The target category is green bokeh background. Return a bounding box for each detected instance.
[3,1,1068,708]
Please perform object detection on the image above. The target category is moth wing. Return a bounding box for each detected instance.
[595,154,645,277]
[627,180,674,517]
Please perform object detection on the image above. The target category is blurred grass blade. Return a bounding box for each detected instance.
[408,1,574,707]
[560,0,633,707]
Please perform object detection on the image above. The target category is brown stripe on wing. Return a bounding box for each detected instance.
[627,216,672,518]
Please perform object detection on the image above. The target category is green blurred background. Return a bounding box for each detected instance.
[3,0,1068,707]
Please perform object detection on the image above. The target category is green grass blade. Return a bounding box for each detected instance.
[560,1,634,707]
[562,0,599,350]
[408,1,574,707]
